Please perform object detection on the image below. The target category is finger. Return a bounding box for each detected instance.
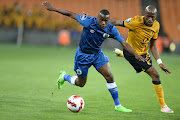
[166,69,172,74]
[163,68,171,74]
[83,12,87,15]
[141,58,145,62]
[140,58,144,62]
[162,67,171,73]
[42,2,46,5]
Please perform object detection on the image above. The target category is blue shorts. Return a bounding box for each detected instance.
[74,47,109,78]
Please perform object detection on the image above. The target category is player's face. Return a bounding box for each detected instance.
[144,12,157,26]
[97,13,110,28]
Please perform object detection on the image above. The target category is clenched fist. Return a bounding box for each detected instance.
[42,1,55,11]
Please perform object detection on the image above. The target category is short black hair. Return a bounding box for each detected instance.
[99,9,110,15]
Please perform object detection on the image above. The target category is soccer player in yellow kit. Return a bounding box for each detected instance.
[111,5,174,113]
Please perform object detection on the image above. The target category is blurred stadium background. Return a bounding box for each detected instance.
[0,0,180,53]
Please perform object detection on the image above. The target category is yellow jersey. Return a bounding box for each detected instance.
[124,16,160,55]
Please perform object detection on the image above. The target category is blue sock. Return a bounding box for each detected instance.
[107,82,120,106]
[63,74,77,85]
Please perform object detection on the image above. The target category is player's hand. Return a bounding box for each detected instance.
[159,64,172,74]
[42,1,55,11]
[83,12,90,16]
[114,48,124,57]
[135,54,146,62]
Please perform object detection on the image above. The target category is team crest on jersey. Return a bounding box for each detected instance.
[80,15,87,20]
[103,33,110,38]
[76,69,82,75]
[126,18,131,23]
[90,29,95,33]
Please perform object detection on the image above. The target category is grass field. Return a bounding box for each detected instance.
[0,44,180,120]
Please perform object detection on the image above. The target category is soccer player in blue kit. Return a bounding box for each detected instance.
[42,1,145,112]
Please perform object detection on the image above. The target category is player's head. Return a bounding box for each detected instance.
[144,5,157,27]
[97,9,110,28]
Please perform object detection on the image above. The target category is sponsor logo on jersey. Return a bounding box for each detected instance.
[76,69,82,75]
[103,33,110,38]
[80,15,87,20]
[126,18,131,23]
[90,29,95,33]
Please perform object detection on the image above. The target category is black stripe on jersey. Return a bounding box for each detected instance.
[122,21,125,27]
[151,38,157,40]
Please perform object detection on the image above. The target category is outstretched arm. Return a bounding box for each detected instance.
[42,1,78,20]
[150,40,172,74]
[121,41,145,62]
[110,19,124,26]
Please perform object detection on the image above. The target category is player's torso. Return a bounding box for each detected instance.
[127,16,159,55]
[80,18,113,54]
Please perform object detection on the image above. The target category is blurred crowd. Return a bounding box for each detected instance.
[0,2,81,31]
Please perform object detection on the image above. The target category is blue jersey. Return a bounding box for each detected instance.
[76,14,124,54]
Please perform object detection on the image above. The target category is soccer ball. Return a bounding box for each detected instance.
[67,95,85,113]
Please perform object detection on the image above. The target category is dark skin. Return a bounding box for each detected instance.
[110,5,171,83]
[42,1,145,87]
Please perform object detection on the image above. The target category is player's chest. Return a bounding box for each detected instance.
[87,25,111,39]
[135,26,156,38]
[134,26,156,43]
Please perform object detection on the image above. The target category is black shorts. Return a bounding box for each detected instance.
[123,49,152,73]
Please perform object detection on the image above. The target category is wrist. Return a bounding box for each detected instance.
[157,58,162,65]
[50,7,56,11]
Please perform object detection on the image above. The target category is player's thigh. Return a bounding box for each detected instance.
[74,48,91,78]
[97,63,114,82]
[97,62,111,75]
[93,51,112,81]
[123,49,152,73]
[145,65,160,81]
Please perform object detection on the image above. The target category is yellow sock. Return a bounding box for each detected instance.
[153,84,166,107]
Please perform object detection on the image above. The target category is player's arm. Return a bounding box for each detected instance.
[110,19,124,26]
[121,41,145,62]
[112,26,144,61]
[42,1,78,20]
[150,40,172,74]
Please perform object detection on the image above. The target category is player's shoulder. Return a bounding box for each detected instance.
[108,22,115,28]
[153,20,160,27]
[153,20,160,30]
[131,16,143,22]
[78,14,94,21]
[107,22,116,31]
[125,16,143,25]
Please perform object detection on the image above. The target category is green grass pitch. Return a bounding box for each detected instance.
[0,44,180,120]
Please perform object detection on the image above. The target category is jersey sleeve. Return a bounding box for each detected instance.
[123,17,137,30]
[76,14,92,28]
[111,26,124,43]
[152,23,160,40]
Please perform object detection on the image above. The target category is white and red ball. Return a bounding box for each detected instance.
[67,95,85,113]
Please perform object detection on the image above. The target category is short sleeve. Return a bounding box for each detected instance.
[76,14,92,27]
[124,17,137,30]
[111,26,124,43]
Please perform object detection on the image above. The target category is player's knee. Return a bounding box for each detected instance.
[78,81,86,87]
[152,72,160,81]
[105,73,114,82]
[79,83,86,87]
